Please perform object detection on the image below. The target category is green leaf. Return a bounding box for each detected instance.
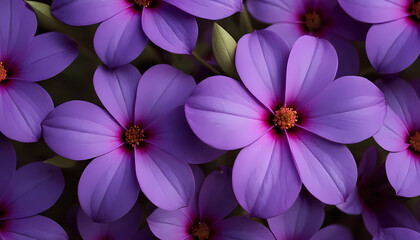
[212,23,238,78]
[26,1,101,63]
[44,155,77,168]
[25,1,69,32]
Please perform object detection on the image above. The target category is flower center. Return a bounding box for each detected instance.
[0,62,7,82]
[124,125,145,147]
[411,2,420,20]
[133,0,154,7]
[272,107,298,130]
[303,11,322,32]
[410,132,420,152]
[191,222,211,240]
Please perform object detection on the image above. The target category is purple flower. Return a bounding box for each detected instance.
[338,0,420,74]
[42,64,223,222]
[0,134,67,239]
[268,193,353,240]
[147,166,275,240]
[247,0,368,77]
[0,0,78,142]
[337,146,420,235]
[78,204,157,240]
[185,31,386,218]
[373,227,420,240]
[410,79,420,97]
[51,0,242,68]
[373,79,420,197]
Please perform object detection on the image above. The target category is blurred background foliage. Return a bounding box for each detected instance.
[14,0,420,239]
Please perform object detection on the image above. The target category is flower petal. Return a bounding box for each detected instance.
[147,208,192,240]
[232,132,301,218]
[185,76,270,150]
[374,79,420,151]
[362,209,381,235]
[336,189,363,215]
[77,210,108,240]
[106,203,143,238]
[145,106,224,165]
[51,0,131,26]
[142,3,197,54]
[163,0,242,20]
[78,204,142,239]
[359,146,379,183]
[183,165,205,220]
[266,23,304,49]
[338,0,410,23]
[246,0,304,24]
[386,150,420,197]
[0,81,53,142]
[42,101,123,160]
[304,0,339,14]
[374,108,410,152]
[212,216,275,240]
[285,36,338,107]
[0,135,16,199]
[236,30,289,110]
[93,64,141,128]
[135,64,195,127]
[366,19,420,74]
[94,9,148,68]
[373,227,420,240]
[0,0,36,61]
[2,215,67,240]
[411,80,420,97]
[78,148,140,223]
[324,33,360,77]
[135,145,194,210]
[337,148,378,215]
[3,162,64,218]
[199,167,236,224]
[13,32,78,82]
[310,225,353,240]
[299,76,386,144]
[288,130,357,205]
[366,201,420,234]
[268,194,324,240]
[326,5,369,41]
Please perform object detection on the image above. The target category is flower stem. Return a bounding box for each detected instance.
[192,52,221,75]
[241,7,254,33]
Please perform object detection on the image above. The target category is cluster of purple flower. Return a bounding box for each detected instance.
[2,0,420,239]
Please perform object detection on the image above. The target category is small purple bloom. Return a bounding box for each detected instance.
[51,0,242,68]
[339,0,420,74]
[0,0,78,142]
[185,31,386,218]
[0,134,67,239]
[268,193,353,240]
[373,227,420,240]
[78,204,157,240]
[373,79,420,197]
[247,0,368,77]
[147,166,275,240]
[42,64,223,223]
[337,146,420,235]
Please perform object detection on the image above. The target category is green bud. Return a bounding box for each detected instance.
[212,23,239,78]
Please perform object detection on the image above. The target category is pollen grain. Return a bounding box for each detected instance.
[124,125,145,147]
[410,132,420,152]
[273,107,298,130]
[0,62,7,82]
